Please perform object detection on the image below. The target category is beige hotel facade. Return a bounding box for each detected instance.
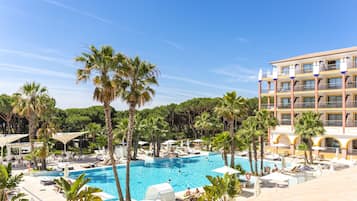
[258,47,357,159]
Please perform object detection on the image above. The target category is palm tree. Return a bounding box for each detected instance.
[12,82,49,169]
[117,56,158,201]
[199,174,241,201]
[215,91,246,168]
[37,121,56,170]
[255,110,278,175]
[212,132,231,166]
[294,111,325,164]
[0,164,24,201]
[0,94,15,134]
[54,174,103,201]
[195,112,223,150]
[239,117,261,174]
[75,45,125,201]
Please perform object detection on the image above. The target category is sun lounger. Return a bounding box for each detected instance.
[265,154,280,161]
[187,148,200,154]
[40,177,56,185]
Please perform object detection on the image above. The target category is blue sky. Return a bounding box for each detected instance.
[1,0,357,110]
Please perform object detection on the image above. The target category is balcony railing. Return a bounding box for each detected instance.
[262,88,273,93]
[319,83,342,90]
[277,87,290,93]
[347,81,357,88]
[261,104,273,109]
[278,103,291,109]
[347,101,357,108]
[324,120,342,126]
[346,121,357,127]
[294,84,315,92]
[280,119,291,125]
[319,101,342,108]
[294,102,315,108]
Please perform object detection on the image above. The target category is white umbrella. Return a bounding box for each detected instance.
[281,157,286,169]
[254,177,261,197]
[138,141,148,145]
[162,140,177,145]
[261,172,292,183]
[64,166,69,178]
[193,139,204,143]
[186,139,190,148]
[212,166,240,175]
[312,146,326,151]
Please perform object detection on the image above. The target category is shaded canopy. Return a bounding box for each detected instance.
[0,134,28,147]
[52,132,88,145]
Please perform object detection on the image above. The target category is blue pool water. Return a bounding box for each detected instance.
[69,154,281,200]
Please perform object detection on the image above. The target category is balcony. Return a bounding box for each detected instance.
[347,81,357,89]
[346,121,357,127]
[319,101,342,108]
[319,83,342,90]
[294,84,315,92]
[324,120,342,127]
[262,88,273,93]
[278,103,291,109]
[294,102,315,108]
[347,101,357,108]
[277,87,290,93]
[261,104,273,110]
[280,119,291,125]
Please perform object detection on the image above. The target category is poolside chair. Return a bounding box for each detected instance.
[40,177,56,185]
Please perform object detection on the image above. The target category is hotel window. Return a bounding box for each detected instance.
[355,57,357,68]
[327,114,342,126]
[303,97,315,108]
[281,98,290,108]
[281,114,291,125]
[303,80,315,90]
[327,60,340,70]
[302,63,313,73]
[328,96,342,107]
[280,82,290,92]
[327,78,341,89]
[281,66,289,75]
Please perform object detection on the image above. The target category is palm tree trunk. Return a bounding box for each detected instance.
[104,103,124,201]
[308,138,314,164]
[223,150,228,166]
[260,135,264,176]
[248,144,253,174]
[229,121,235,168]
[28,115,38,170]
[252,137,258,175]
[125,103,136,201]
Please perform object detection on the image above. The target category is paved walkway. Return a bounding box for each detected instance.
[250,166,357,201]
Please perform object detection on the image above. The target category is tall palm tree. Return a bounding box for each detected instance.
[12,82,49,169]
[212,132,231,166]
[215,91,246,168]
[75,45,125,201]
[294,111,325,164]
[37,121,56,170]
[54,174,103,201]
[116,56,158,201]
[256,110,278,175]
[239,117,261,174]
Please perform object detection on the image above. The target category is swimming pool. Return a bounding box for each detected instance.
[69,153,281,200]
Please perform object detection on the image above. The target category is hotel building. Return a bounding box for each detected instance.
[258,47,357,159]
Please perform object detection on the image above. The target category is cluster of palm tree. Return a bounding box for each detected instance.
[54,174,103,201]
[294,111,325,164]
[199,173,241,201]
[75,45,158,201]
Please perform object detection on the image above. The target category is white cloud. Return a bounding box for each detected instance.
[0,63,74,79]
[162,40,184,51]
[161,74,255,95]
[211,65,257,82]
[0,48,75,67]
[41,0,112,24]
[235,37,249,43]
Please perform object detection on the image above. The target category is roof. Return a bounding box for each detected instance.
[0,134,28,147]
[271,46,357,64]
[52,131,88,144]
